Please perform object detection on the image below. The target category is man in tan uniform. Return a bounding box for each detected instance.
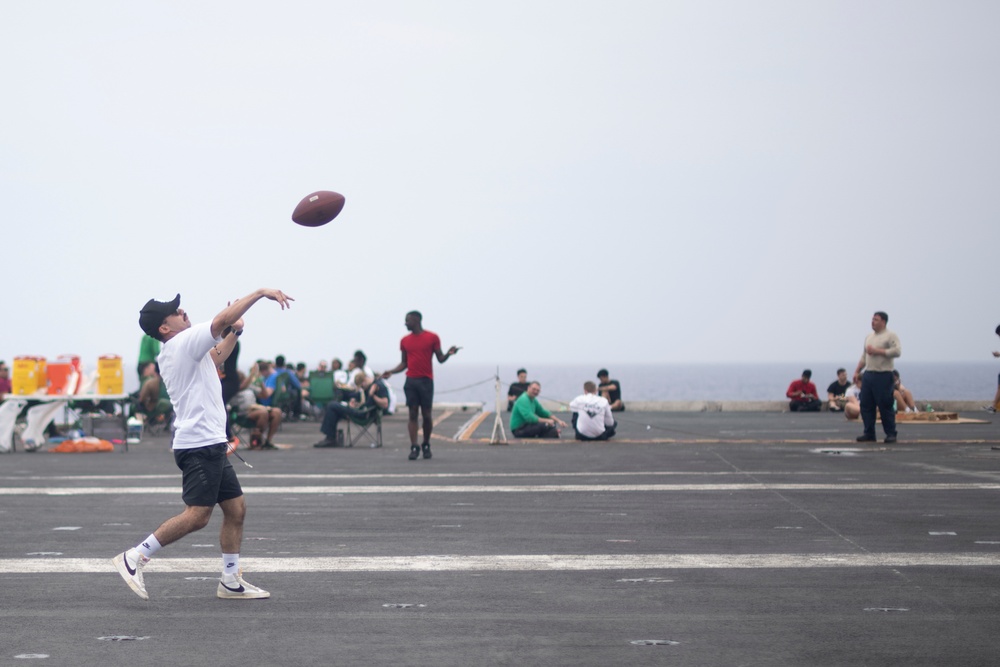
[853,311,902,443]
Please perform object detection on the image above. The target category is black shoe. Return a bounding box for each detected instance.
[422,443,432,459]
[884,435,897,444]
[261,441,279,450]
[313,439,339,448]
[856,435,876,442]
[408,445,420,461]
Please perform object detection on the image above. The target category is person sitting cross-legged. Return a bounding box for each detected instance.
[596,369,625,412]
[786,369,822,412]
[510,381,567,439]
[313,372,389,448]
[826,368,851,412]
[569,381,617,441]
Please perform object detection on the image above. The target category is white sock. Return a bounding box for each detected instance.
[135,534,161,559]
[222,553,240,578]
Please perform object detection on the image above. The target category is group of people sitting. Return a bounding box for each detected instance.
[311,369,390,448]
[225,349,395,450]
[786,368,918,418]
[507,368,625,412]
[131,348,395,451]
[508,369,625,441]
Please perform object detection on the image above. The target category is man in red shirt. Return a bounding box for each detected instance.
[786,369,821,412]
[381,311,460,460]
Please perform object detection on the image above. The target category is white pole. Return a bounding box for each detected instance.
[489,366,507,445]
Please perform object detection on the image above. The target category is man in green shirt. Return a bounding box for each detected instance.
[510,381,566,439]
[137,334,161,381]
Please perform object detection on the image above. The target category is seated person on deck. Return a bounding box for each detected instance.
[596,369,625,411]
[229,371,283,450]
[827,368,851,412]
[510,381,567,439]
[892,370,918,413]
[569,381,617,441]
[844,374,863,421]
[313,372,389,448]
[786,369,821,412]
[507,368,529,412]
[137,362,172,424]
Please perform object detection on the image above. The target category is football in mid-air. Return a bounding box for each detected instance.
[291,190,345,227]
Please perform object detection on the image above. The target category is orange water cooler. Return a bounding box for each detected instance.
[47,355,82,395]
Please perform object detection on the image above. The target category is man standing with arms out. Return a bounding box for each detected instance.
[569,381,616,441]
[113,288,293,601]
[381,311,460,460]
[853,311,902,444]
[510,381,567,438]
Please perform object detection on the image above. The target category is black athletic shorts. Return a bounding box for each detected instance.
[174,443,243,507]
[403,377,434,411]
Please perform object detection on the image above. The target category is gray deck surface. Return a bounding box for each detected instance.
[2,409,999,666]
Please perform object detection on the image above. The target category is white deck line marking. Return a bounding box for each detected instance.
[1,483,999,495]
[0,471,846,481]
[4,553,1000,574]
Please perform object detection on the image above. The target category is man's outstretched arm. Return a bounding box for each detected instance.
[211,289,293,339]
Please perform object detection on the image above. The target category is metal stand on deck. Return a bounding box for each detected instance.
[489,368,507,445]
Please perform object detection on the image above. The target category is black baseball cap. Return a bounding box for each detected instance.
[139,294,181,340]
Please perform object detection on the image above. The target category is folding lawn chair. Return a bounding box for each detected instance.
[228,406,262,447]
[307,371,336,416]
[346,406,382,448]
[271,373,299,418]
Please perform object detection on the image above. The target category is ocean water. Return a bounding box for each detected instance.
[418,362,1000,406]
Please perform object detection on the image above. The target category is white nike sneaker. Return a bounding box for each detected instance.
[217,571,270,599]
[112,549,149,600]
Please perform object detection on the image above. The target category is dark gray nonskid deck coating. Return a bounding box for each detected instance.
[1,410,999,666]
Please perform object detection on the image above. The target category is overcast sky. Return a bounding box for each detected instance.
[2,1,998,377]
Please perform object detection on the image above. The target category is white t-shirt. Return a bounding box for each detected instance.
[229,387,256,416]
[344,365,375,388]
[846,385,861,401]
[384,381,397,415]
[157,321,226,450]
[568,393,615,438]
